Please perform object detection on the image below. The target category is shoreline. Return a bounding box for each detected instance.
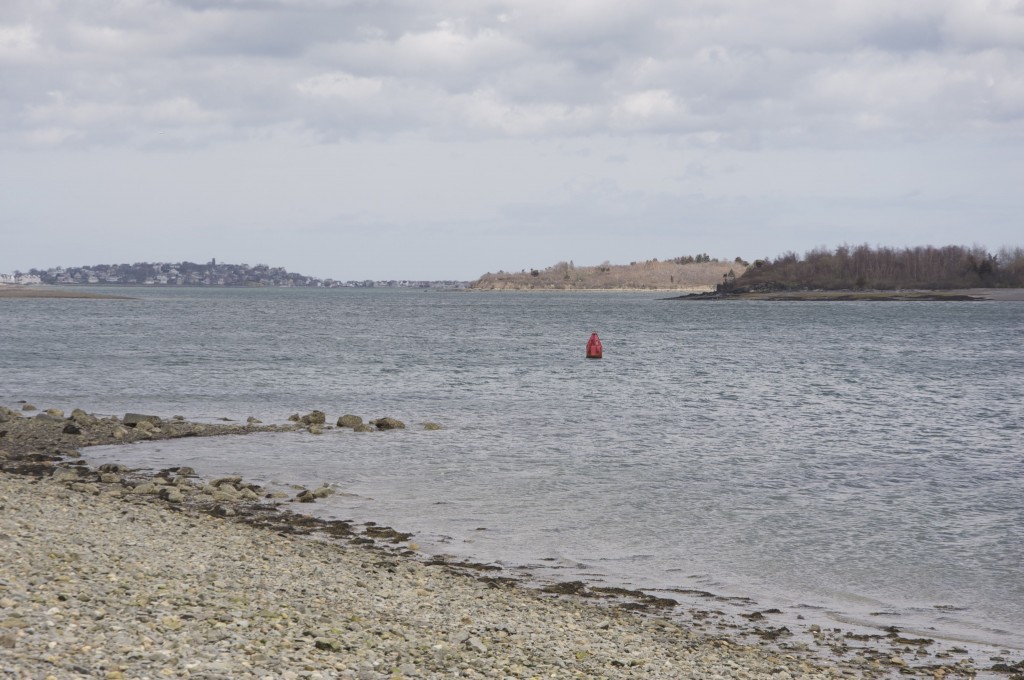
[1,405,1018,678]
[665,288,1024,302]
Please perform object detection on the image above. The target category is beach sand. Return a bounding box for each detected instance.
[0,406,1005,679]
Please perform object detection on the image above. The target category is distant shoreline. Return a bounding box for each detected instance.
[666,288,1024,302]
[0,286,134,300]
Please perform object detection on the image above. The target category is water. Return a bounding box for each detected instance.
[3,287,1022,651]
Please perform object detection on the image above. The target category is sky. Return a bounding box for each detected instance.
[2,0,1022,281]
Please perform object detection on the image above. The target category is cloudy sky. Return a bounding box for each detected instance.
[2,0,1022,280]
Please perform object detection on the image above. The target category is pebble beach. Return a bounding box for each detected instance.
[0,405,1015,679]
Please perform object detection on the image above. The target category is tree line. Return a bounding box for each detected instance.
[736,245,1024,290]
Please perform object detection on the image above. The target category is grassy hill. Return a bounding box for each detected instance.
[471,257,745,291]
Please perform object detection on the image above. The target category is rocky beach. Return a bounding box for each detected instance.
[1,405,1019,679]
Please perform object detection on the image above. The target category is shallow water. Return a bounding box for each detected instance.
[3,287,1022,649]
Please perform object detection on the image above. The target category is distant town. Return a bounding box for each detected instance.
[1,260,468,289]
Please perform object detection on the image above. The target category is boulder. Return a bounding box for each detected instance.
[307,424,324,435]
[62,423,82,435]
[246,416,262,424]
[160,488,184,503]
[313,484,335,498]
[123,413,163,427]
[70,409,99,426]
[353,423,375,433]
[371,417,405,430]
[300,410,326,425]
[98,463,129,473]
[52,468,80,483]
[45,408,65,418]
[21,404,36,412]
[337,414,363,428]
[423,422,442,431]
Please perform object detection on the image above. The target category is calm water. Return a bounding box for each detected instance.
[2,287,1022,650]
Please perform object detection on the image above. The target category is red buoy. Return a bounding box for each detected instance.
[586,332,603,359]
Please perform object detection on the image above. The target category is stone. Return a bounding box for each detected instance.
[295,490,317,503]
[21,403,37,411]
[371,417,405,430]
[246,416,262,424]
[160,488,184,503]
[307,424,324,435]
[337,414,363,428]
[52,468,80,483]
[300,410,326,425]
[112,426,129,440]
[62,423,82,435]
[422,422,442,431]
[123,413,163,427]
[45,408,65,418]
[98,463,129,473]
[353,424,375,432]
[70,408,99,426]
[313,485,335,498]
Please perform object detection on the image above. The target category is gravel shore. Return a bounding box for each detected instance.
[0,406,1010,679]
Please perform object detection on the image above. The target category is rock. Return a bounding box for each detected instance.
[62,423,82,435]
[466,636,488,653]
[307,424,324,435]
[45,408,65,418]
[34,413,64,423]
[21,403,36,411]
[211,504,235,517]
[287,413,301,422]
[353,423,375,432]
[112,426,130,440]
[422,422,442,430]
[160,488,184,503]
[52,468,80,483]
[176,466,197,476]
[371,417,405,430]
[134,420,156,433]
[213,476,243,488]
[313,484,335,498]
[295,490,317,503]
[337,414,363,428]
[300,410,326,425]
[246,416,262,424]
[314,637,342,651]
[98,463,129,473]
[70,408,99,426]
[122,413,162,427]
[99,473,122,484]
[131,482,159,495]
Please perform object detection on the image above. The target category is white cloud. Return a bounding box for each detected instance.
[0,23,39,60]
[1,0,1022,278]
[295,72,383,99]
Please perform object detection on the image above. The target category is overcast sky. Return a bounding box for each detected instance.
[2,1,1022,280]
